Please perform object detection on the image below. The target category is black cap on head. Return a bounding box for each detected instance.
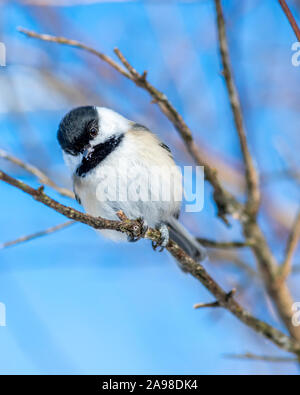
[57,106,99,155]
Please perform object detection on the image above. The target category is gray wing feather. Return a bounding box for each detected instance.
[167,217,207,264]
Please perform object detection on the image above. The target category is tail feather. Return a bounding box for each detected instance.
[167,217,207,264]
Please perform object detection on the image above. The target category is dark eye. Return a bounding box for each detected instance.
[87,120,98,138]
[90,127,98,137]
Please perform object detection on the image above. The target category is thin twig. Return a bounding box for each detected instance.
[261,169,300,185]
[18,27,131,79]
[224,352,298,363]
[0,169,146,236]
[0,221,75,249]
[214,0,260,217]
[193,301,220,309]
[0,148,74,199]
[0,169,299,355]
[279,210,300,280]
[196,238,252,249]
[194,289,236,309]
[278,0,300,41]
[209,249,258,279]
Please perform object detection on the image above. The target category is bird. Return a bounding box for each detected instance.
[57,106,206,263]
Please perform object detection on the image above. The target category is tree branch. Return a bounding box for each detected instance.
[0,221,75,249]
[278,0,300,41]
[279,209,300,280]
[0,148,74,199]
[1,168,299,355]
[194,289,236,309]
[18,27,131,79]
[0,169,146,237]
[214,0,260,217]
[224,352,298,363]
[196,238,252,249]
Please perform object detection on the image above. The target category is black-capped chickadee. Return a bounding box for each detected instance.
[57,106,206,262]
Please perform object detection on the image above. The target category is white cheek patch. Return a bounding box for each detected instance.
[94,107,131,144]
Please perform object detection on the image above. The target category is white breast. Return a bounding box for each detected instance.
[72,129,182,242]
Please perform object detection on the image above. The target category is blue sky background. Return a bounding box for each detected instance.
[0,0,299,374]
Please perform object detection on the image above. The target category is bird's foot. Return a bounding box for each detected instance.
[152,223,169,252]
[127,218,148,242]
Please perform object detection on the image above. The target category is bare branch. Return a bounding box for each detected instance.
[279,209,300,280]
[243,219,300,341]
[194,289,236,309]
[0,169,146,237]
[209,250,258,279]
[0,148,74,199]
[224,352,298,363]
[1,168,299,355]
[214,0,260,217]
[196,238,252,249]
[193,301,220,309]
[261,169,300,186]
[0,221,75,249]
[18,27,131,79]
[278,0,300,41]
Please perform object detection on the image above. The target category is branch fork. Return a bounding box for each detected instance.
[194,289,236,309]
